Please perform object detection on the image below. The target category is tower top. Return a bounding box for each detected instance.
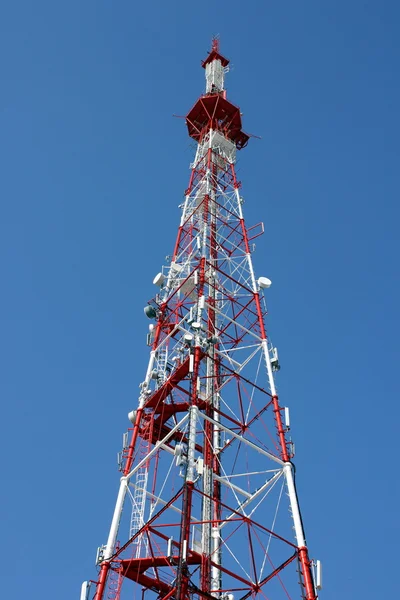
[185,39,249,150]
[201,37,230,69]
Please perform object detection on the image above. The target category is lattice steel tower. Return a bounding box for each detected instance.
[81,40,321,600]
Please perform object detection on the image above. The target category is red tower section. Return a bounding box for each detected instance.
[81,41,321,600]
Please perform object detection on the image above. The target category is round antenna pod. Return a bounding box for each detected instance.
[258,276,272,289]
[153,272,165,286]
[144,305,157,319]
[170,262,183,273]
[191,321,201,330]
[128,410,137,424]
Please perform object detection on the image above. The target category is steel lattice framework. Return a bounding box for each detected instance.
[82,40,320,600]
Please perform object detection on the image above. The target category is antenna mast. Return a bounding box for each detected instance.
[81,40,320,600]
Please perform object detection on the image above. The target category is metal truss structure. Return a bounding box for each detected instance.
[82,39,321,600]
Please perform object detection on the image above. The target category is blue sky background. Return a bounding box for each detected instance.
[1,1,399,598]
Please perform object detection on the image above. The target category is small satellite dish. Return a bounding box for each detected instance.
[153,272,165,286]
[171,262,183,273]
[144,305,157,319]
[258,276,272,289]
[128,410,137,424]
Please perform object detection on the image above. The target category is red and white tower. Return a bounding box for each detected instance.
[81,40,321,600]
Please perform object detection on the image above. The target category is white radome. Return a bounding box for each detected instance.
[258,276,272,289]
[153,272,165,286]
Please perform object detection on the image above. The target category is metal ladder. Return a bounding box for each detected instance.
[156,344,169,386]
[129,413,154,557]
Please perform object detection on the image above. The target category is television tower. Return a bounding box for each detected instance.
[81,40,321,600]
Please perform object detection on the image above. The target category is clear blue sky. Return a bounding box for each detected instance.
[1,1,399,598]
